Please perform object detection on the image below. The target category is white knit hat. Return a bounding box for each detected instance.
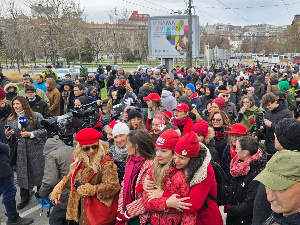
[112,122,130,137]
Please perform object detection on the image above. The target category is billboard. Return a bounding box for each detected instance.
[148,15,200,58]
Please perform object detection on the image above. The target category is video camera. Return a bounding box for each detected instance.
[251,113,265,141]
[41,101,100,146]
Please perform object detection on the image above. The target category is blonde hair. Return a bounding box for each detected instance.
[70,140,108,173]
[152,156,173,189]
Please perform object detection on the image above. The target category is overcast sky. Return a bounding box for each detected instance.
[82,0,298,26]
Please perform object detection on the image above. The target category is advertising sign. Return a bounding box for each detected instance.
[148,16,200,58]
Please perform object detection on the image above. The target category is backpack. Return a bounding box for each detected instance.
[204,161,229,207]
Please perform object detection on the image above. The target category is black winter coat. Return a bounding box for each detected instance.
[0,121,12,179]
[264,102,293,154]
[60,91,75,115]
[106,74,116,90]
[226,158,266,225]
[206,138,220,163]
[27,95,50,118]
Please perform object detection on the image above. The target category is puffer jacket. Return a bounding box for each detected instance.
[38,138,74,209]
[226,156,266,225]
[161,90,177,112]
[46,78,61,116]
[267,80,280,95]
[0,76,10,89]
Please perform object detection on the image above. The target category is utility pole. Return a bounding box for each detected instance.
[186,0,193,68]
[49,24,56,68]
[114,32,118,65]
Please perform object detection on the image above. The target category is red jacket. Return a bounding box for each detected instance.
[142,166,197,225]
[163,145,223,225]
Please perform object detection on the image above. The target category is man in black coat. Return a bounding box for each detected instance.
[259,93,293,156]
[1,121,34,225]
[25,86,50,118]
[59,80,75,115]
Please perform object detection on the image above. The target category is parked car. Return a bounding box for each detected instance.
[53,68,77,80]
[137,65,153,72]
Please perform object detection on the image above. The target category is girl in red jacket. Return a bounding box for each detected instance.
[145,132,223,225]
[142,129,197,225]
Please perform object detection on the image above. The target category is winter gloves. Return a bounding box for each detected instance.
[116,211,131,225]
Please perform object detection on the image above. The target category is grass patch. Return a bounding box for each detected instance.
[101,81,108,100]
[3,70,36,83]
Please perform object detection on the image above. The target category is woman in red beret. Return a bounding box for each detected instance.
[143,130,197,225]
[51,128,120,225]
[116,130,155,225]
[144,132,223,225]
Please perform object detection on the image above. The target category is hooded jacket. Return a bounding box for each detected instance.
[253,76,265,99]
[46,78,61,116]
[38,138,74,209]
[279,81,297,111]
[267,73,280,95]
[4,83,18,103]
[201,84,216,109]
[161,90,177,112]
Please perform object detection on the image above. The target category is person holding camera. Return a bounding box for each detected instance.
[6,96,47,210]
[259,93,292,156]
[51,128,120,225]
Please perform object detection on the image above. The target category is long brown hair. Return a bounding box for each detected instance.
[208,110,231,131]
[127,119,146,130]
[11,96,37,125]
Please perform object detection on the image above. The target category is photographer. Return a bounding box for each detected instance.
[259,93,292,156]
[35,132,75,225]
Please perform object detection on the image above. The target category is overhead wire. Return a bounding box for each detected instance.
[281,0,293,21]
[215,0,252,25]
[197,1,300,9]
[121,0,172,13]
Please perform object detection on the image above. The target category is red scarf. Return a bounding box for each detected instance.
[230,150,262,177]
[173,116,190,127]
[230,145,237,159]
[214,131,224,140]
[123,156,146,211]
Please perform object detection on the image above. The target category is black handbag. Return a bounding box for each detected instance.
[9,139,18,167]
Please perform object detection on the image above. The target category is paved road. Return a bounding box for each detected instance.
[0,175,227,225]
[0,175,49,225]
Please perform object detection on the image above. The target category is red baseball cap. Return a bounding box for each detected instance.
[172,103,189,112]
[143,93,160,102]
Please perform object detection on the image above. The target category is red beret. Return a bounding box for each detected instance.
[75,128,103,145]
[162,111,172,119]
[174,132,200,157]
[212,97,226,110]
[108,120,118,129]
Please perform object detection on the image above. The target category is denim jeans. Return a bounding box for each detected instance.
[0,176,18,220]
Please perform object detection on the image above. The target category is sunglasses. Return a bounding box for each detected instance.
[212,118,222,122]
[82,144,99,152]
[223,95,229,97]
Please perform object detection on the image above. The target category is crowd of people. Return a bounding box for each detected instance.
[0,62,300,225]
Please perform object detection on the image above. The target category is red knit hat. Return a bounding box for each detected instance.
[191,120,209,138]
[156,129,180,151]
[162,111,172,119]
[174,132,200,157]
[143,93,160,102]
[75,128,103,145]
[292,78,298,84]
[212,97,226,110]
[0,87,6,100]
[108,120,118,129]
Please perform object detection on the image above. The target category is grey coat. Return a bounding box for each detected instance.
[39,138,74,209]
[7,112,47,189]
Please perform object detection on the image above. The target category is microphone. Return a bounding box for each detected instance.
[19,117,26,132]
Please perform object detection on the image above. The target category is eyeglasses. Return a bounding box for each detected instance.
[26,92,34,94]
[82,144,99,152]
[212,118,222,122]
[223,95,229,97]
